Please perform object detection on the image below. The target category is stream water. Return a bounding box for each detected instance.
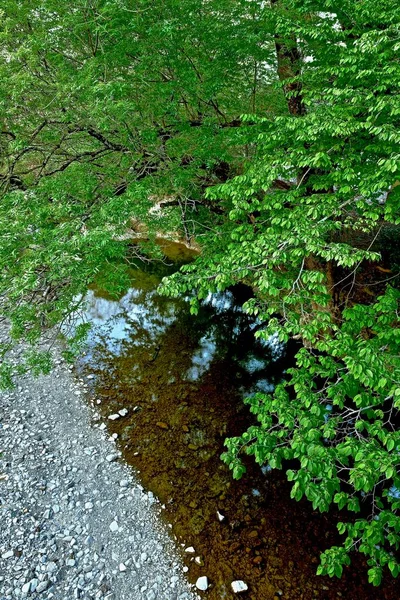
[77,251,399,600]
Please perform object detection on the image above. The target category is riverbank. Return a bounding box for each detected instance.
[0,325,199,600]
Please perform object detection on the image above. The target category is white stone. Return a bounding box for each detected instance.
[118,408,128,417]
[195,576,208,591]
[231,580,248,594]
[195,556,202,565]
[109,521,119,532]
[106,453,119,462]
[119,562,127,572]
[217,511,225,521]
[36,581,49,593]
[21,582,31,595]
[108,414,120,421]
[1,550,13,559]
[184,546,195,553]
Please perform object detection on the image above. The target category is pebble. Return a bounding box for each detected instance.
[36,581,49,593]
[156,422,169,430]
[231,580,248,593]
[106,453,120,463]
[30,579,39,592]
[108,414,120,421]
[195,576,208,591]
[21,582,31,595]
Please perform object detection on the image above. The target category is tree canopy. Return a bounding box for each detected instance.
[1,0,399,585]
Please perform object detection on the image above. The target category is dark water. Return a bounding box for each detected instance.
[77,260,399,600]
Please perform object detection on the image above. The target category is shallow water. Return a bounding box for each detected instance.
[78,265,399,600]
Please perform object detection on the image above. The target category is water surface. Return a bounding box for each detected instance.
[78,264,399,600]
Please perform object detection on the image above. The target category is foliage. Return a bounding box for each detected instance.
[0,0,280,377]
[1,0,400,584]
[160,0,400,584]
[222,288,400,583]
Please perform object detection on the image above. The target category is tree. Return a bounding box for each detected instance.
[162,0,400,584]
[0,0,280,376]
[1,0,400,584]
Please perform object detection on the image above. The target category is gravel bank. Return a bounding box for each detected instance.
[0,333,200,600]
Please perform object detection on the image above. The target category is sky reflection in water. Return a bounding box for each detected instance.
[82,283,283,393]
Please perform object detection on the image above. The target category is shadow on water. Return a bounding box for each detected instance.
[77,255,399,600]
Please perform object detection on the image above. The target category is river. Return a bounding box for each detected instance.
[76,255,399,600]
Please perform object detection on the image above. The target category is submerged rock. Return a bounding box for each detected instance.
[195,576,208,591]
[156,421,169,430]
[189,511,205,535]
[231,580,248,594]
